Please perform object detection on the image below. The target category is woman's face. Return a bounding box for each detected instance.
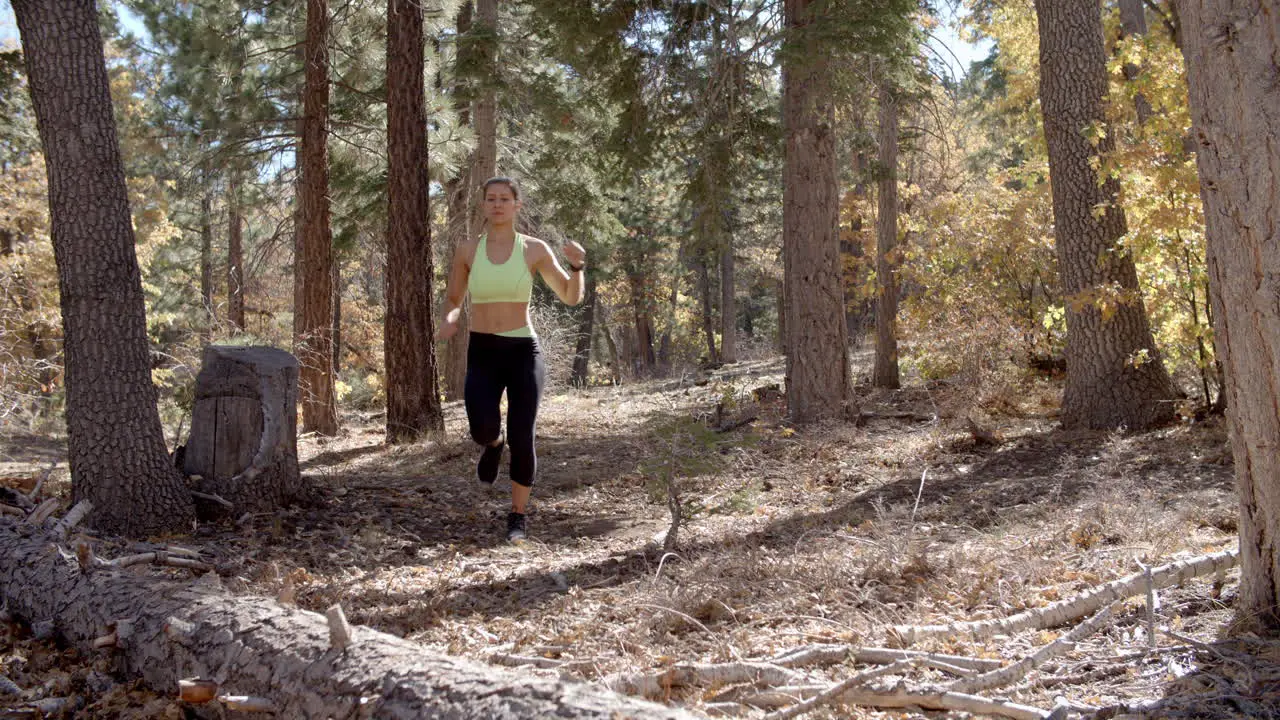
[483,183,520,225]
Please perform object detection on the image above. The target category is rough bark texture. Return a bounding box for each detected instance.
[1177,0,1280,627]
[385,0,444,443]
[443,2,475,402]
[199,189,214,330]
[782,0,852,422]
[720,236,737,364]
[571,275,596,388]
[11,0,195,536]
[0,521,695,719]
[227,175,246,332]
[184,346,306,512]
[1034,0,1177,430]
[630,273,657,372]
[698,256,718,365]
[873,86,901,390]
[298,0,338,436]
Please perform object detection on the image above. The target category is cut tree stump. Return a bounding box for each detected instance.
[184,345,307,512]
[0,521,694,719]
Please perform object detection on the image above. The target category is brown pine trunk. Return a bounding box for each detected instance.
[1178,0,1280,628]
[698,255,718,365]
[873,85,901,390]
[11,0,194,536]
[1034,0,1177,430]
[298,0,337,436]
[200,191,214,332]
[385,0,444,443]
[775,278,785,354]
[782,0,852,422]
[443,1,475,401]
[720,233,737,364]
[629,273,656,371]
[570,275,596,388]
[227,174,246,332]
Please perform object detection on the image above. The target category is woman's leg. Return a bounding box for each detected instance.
[505,343,546,513]
[464,336,506,484]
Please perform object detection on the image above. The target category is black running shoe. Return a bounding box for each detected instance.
[477,440,504,486]
[506,511,527,543]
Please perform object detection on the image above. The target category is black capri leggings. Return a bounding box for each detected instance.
[464,332,546,487]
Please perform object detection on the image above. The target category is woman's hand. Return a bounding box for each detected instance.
[563,240,586,270]
[437,306,461,341]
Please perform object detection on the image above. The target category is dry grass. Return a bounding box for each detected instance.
[3,353,1277,718]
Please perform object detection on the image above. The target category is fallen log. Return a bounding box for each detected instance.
[0,521,694,719]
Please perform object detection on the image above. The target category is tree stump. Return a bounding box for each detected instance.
[184,346,306,512]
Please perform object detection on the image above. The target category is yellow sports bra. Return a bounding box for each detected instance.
[469,233,534,305]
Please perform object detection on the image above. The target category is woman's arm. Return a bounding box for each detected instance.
[437,241,475,340]
[530,238,586,306]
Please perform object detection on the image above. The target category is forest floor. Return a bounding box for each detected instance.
[2,352,1279,719]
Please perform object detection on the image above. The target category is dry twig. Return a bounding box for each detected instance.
[892,549,1237,645]
[763,659,914,720]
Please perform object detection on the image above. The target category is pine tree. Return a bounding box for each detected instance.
[11,0,195,535]
[385,0,444,442]
[1033,0,1177,429]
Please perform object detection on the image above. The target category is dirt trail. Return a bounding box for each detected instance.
[3,357,1277,718]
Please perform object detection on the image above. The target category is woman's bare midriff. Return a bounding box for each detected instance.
[469,301,532,334]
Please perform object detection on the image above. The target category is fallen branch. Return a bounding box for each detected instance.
[220,695,278,713]
[767,645,1001,672]
[107,552,211,574]
[25,498,59,525]
[822,688,1048,720]
[892,549,1238,645]
[605,662,803,698]
[191,491,233,508]
[0,520,693,718]
[948,604,1118,694]
[53,500,93,539]
[763,659,914,720]
[714,415,757,433]
[490,652,566,669]
[0,504,24,518]
[27,459,56,502]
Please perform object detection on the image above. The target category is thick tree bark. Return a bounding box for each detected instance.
[720,234,737,364]
[11,0,195,536]
[299,0,338,436]
[873,85,901,390]
[782,0,853,422]
[1177,0,1280,628]
[1033,0,1177,430]
[385,0,444,443]
[629,273,657,372]
[443,1,475,401]
[571,274,596,388]
[199,181,214,332]
[0,521,695,719]
[227,174,245,332]
[698,255,718,365]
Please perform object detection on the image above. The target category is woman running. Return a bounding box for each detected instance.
[437,177,586,543]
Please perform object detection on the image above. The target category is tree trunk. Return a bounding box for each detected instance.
[873,85,901,390]
[11,0,195,536]
[720,232,737,364]
[782,0,852,422]
[843,151,871,348]
[775,278,785,355]
[698,254,718,365]
[0,522,695,719]
[1033,0,1177,430]
[1177,0,1280,628]
[629,273,656,372]
[184,346,305,512]
[199,187,214,333]
[385,0,444,443]
[227,174,246,333]
[1118,0,1153,125]
[443,2,474,401]
[571,274,596,388]
[298,0,338,436]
